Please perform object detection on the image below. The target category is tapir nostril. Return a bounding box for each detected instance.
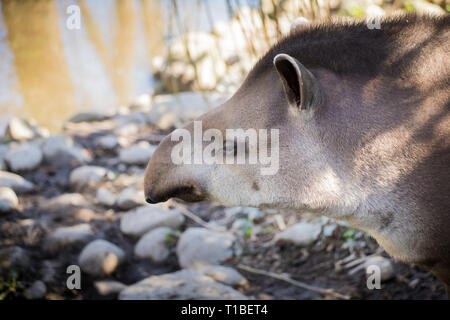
[145,195,157,204]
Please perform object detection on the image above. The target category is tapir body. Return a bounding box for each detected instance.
[145,15,450,292]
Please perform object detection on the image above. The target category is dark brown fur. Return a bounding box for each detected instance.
[249,14,449,78]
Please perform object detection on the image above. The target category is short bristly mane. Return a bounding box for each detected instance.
[247,14,449,81]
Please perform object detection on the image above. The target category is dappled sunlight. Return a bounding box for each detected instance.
[352,90,449,190]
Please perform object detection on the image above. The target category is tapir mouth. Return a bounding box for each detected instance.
[145,185,205,204]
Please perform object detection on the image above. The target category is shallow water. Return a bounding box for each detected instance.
[0,0,265,132]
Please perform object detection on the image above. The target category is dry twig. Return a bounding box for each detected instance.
[169,200,226,232]
[238,264,351,300]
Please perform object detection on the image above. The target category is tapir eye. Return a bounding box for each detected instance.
[223,140,237,156]
[223,140,249,158]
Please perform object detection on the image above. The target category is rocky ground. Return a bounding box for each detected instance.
[0,92,447,300]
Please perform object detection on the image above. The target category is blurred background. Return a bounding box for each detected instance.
[0,0,448,301]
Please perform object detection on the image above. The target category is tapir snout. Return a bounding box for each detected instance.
[144,129,206,204]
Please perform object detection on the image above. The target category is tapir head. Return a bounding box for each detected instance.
[143,16,450,293]
[144,51,336,211]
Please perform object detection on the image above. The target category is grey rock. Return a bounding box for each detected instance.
[148,92,227,127]
[42,193,89,210]
[67,112,109,123]
[0,170,34,193]
[46,224,93,250]
[0,246,30,271]
[24,280,46,299]
[224,206,264,221]
[225,55,240,66]
[134,227,173,262]
[114,112,147,127]
[130,93,152,111]
[409,278,420,289]
[116,187,146,210]
[114,122,139,136]
[120,206,184,237]
[72,208,98,222]
[177,228,236,268]
[191,264,248,287]
[364,256,394,282]
[94,135,119,150]
[78,239,125,277]
[323,224,338,237]
[275,221,322,247]
[96,187,116,207]
[4,143,43,171]
[119,141,156,165]
[0,145,8,170]
[223,206,243,219]
[40,260,60,283]
[5,117,35,141]
[94,280,127,297]
[405,0,446,14]
[117,163,127,172]
[337,220,350,227]
[156,111,178,130]
[119,270,247,300]
[42,135,91,165]
[0,187,19,214]
[69,166,113,187]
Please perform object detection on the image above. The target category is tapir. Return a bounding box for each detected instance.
[144,14,450,293]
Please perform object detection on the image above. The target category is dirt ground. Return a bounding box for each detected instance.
[0,129,447,300]
[1,197,446,300]
[230,230,447,300]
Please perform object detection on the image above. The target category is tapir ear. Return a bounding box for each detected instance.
[273,53,319,111]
